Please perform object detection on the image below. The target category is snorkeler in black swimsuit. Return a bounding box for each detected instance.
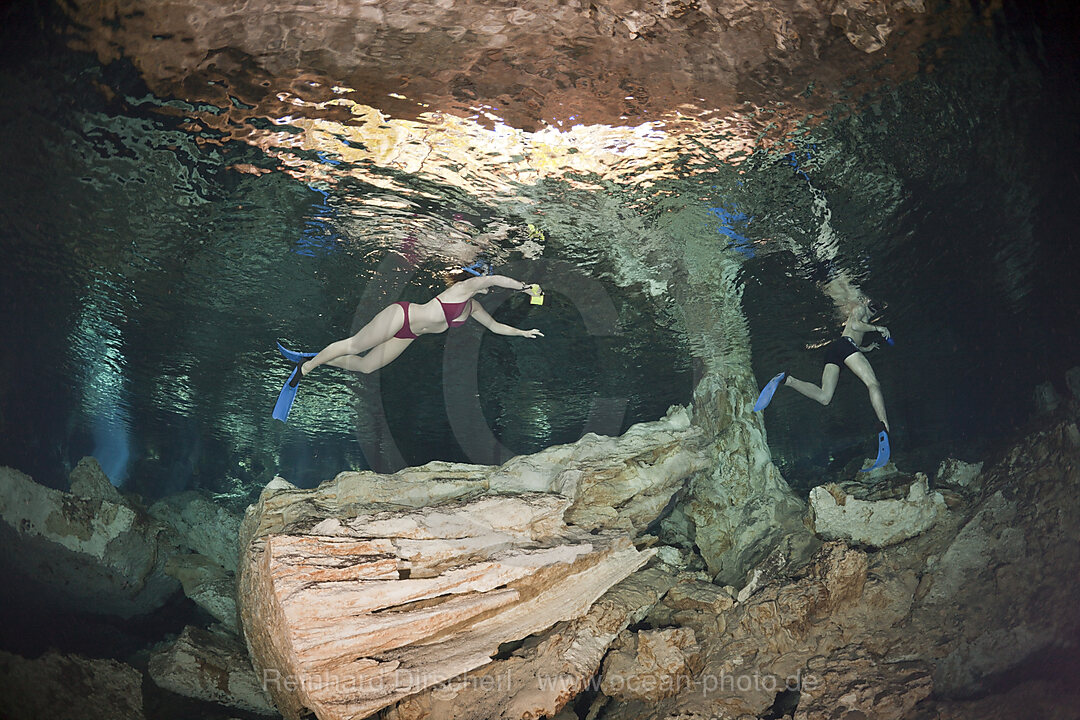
[754,297,893,470]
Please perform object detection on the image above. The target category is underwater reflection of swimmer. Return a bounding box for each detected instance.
[272,273,544,422]
[755,296,893,471]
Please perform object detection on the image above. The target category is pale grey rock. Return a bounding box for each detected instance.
[148,625,275,715]
[165,553,239,631]
[68,456,124,504]
[935,458,984,493]
[808,475,946,548]
[277,404,709,540]
[0,465,179,617]
[150,490,242,572]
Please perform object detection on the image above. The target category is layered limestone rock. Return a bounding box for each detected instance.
[235,407,709,718]
[0,650,145,720]
[0,464,179,617]
[246,405,707,536]
[239,489,656,720]
[234,407,702,552]
[808,474,947,548]
[148,625,275,715]
[382,566,679,720]
[793,645,934,720]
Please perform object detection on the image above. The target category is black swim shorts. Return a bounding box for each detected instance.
[824,337,859,368]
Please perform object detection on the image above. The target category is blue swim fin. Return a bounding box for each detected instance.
[276,341,317,363]
[272,363,305,423]
[753,372,787,412]
[272,374,298,423]
[272,340,312,423]
[860,427,891,472]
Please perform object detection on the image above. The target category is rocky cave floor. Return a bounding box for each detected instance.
[1,369,1079,720]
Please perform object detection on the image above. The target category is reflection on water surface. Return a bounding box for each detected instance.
[0,0,1078,504]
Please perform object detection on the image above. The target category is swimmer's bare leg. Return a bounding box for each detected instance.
[844,353,890,431]
[784,364,841,405]
[302,304,406,376]
[323,337,414,374]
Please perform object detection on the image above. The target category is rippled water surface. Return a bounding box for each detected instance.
[1,0,1079,505]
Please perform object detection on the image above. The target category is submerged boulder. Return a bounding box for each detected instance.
[234,407,711,717]
[68,456,125,504]
[239,489,656,720]
[164,553,238,631]
[808,474,947,548]
[0,465,179,617]
[148,625,275,715]
[149,490,242,572]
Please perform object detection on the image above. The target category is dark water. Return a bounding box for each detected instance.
[1,0,1079,509]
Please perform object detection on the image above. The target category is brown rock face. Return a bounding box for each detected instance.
[600,626,703,702]
[60,0,985,137]
[238,489,654,720]
[595,417,1080,720]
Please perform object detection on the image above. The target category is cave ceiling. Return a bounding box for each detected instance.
[59,0,992,195]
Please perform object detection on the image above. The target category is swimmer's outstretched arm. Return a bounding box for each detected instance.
[460,274,539,294]
[469,302,545,338]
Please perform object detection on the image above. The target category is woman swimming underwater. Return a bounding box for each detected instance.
[273,272,543,422]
